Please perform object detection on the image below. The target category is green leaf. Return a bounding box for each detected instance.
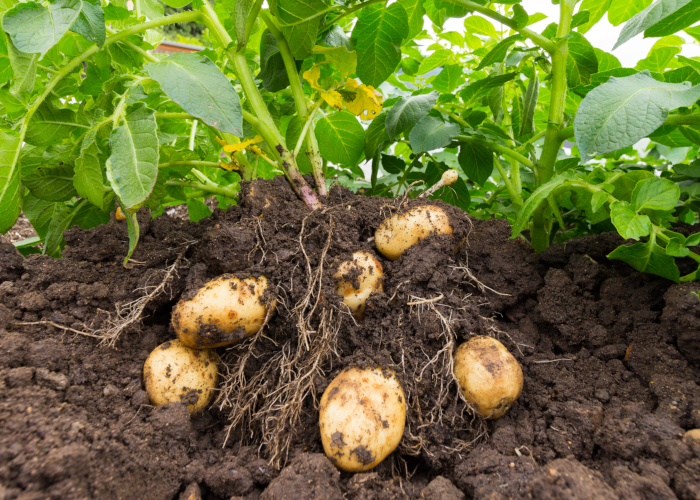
[147,52,243,136]
[409,116,460,153]
[574,71,700,162]
[591,190,608,212]
[364,111,390,160]
[610,200,652,239]
[315,111,365,165]
[259,30,290,92]
[23,193,56,239]
[6,34,37,94]
[381,154,406,174]
[187,198,212,222]
[463,16,498,38]
[666,238,689,257]
[577,0,612,34]
[512,4,528,27]
[234,0,254,45]
[271,0,326,59]
[432,65,463,93]
[460,72,518,101]
[608,238,680,281]
[520,71,539,137]
[614,0,694,49]
[458,141,494,186]
[43,200,85,257]
[426,0,469,26]
[162,0,191,6]
[140,0,163,20]
[70,0,105,48]
[631,177,680,211]
[571,10,590,29]
[417,49,452,75]
[385,91,438,140]
[2,0,83,56]
[636,46,679,72]
[399,0,426,41]
[313,45,357,79]
[0,130,21,233]
[25,102,82,147]
[74,137,104,209]
[106,105,159,210]
[477,35,522,70]
[0,27,14,85]
[609,0,653,26]
[594,48,622,72]
[511,173,575,237]
[24,163,77,202]
[351,2,408,87]
[566,32,598,87]
[645,0,700,37]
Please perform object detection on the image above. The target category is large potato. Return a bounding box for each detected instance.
[143,339,218,414]
[319,367,406,472]
[172,276,274,349]
[333,251,383,316]
[375,206,452,261]
[453,336,523,419]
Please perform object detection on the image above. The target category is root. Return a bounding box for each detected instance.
[10,320,104,338]
[479,314,523,356]
[94,254,186,348]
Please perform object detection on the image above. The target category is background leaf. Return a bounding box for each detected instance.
[566,32,598,87]
[271,0,326,59]
[631,177,680,211]
[458,141,494,186]
[6,34,37,94]
[608,0,653,26]
[315,111,365,165]
[0,130,21,233]
[69,0,105,48]
[259,30,290,92]
[385,92,438,139]
[147,52,243,136]
[106,105,159,210]
[614,0,694,48]
[409,116,460,153]
[364,111,390,160]
[24,164,77,202]
[2,0,83,55]
[74,137,104,209]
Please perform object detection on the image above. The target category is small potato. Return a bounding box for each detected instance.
[683,429,700,446]
[375,206,452,261]
[143,339,218,414]
[172,276,274,349]
[454,336,523,419]
[319,367,406,472]
[333,251,383,316]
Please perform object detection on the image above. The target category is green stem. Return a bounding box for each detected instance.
[516,129,546,154]
[261,10,327,196]
[397,153,425,194]
[284,0,384,29]
[159,160,221,169]
[165,180,238,199]
[435,106,469,128]
[441,0,557,53]
[189,119,198,151]
[531,0,574,253]
[200,1,321,209]
[244,0,264,46]
[456,135,536,170]
[492,157,523,205]
[293,98,323,157]
[107,27,159,63]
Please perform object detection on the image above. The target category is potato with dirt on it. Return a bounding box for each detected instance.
[143,339,218,414]
[333,251,383,317]
[172,275,275,349]
[375,206,452,261]
[453,336,523,419]
[319,367,406,472]
[683,429,700,446]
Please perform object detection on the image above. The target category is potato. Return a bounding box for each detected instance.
[683,429,700,446]
[453,336,523,419]
[375,206,452,261]
[172,276,274,349]
[333,251,383,316]
[143,339,218,414]
[319,367,406,472]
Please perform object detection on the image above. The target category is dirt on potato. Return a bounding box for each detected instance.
[1,177,699,500]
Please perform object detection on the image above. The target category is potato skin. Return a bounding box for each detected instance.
[683,429,700,446]
[319,367,406,472]
[143,339,218,414]
[172,276,274,349]
[333,251,383,316]
[375,206,452,261]
[453,336,523,419]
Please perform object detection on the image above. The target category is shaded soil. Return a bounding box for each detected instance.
[1,177,700,500]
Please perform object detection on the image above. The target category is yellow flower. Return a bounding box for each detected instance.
[247,144,265,156]
[221,136,263,154]
[341,78,383,120]
[219,160,240,171]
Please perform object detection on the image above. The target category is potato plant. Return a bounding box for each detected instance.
[2,0,700,280]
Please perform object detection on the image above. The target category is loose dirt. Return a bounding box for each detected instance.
[1,177,699,500]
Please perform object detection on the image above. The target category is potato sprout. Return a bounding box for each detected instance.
[419,169,459,198]
[375,206,453,261]
[172,275,274,349]
[319,367,406,472]
[143,339,218,414]
[333,251,383,316]
[453,336,523,419]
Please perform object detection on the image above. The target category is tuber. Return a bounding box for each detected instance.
[453,336,523,419]
[143,339,218,414]
[375,206,452,261]
[333,251,383,317]
[172,276,275,349]
[319,367,406,472]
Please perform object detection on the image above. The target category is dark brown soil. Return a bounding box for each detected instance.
[1,177,700,500]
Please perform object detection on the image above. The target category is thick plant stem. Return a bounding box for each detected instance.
[260,11,328,196]
[531,0,574,253]
[200,1,322,209]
